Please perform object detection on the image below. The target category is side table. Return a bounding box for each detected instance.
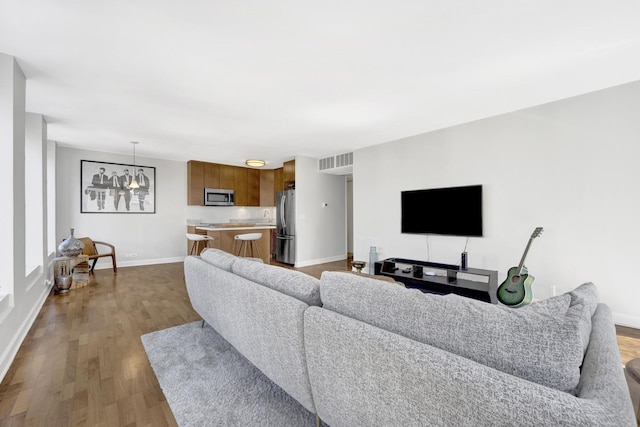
[53,255,91,293]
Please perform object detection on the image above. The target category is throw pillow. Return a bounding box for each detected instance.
[320,271,598,395]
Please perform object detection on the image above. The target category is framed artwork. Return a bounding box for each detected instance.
[81,160,156,213]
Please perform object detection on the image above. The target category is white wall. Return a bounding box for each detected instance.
[56,146,188,267]
[295,156,347,267]
[0,55,53,382]
[25,113,46,272]
[354,80,640,327]
[347,179,353,254]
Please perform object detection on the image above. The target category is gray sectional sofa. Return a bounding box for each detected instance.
[183,249,636,427]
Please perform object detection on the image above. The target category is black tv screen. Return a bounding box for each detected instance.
[401,185,483,237]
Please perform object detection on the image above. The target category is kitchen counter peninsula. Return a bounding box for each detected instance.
[195,224,276,231]
[188,223,275,263]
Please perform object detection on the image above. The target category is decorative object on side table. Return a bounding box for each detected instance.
[54,262,72,293]
[352,261,366,274]
[58,228,84,257]
[369,246,377,274]
[53,255,91,293]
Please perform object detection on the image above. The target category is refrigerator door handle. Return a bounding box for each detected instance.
[280,195,287,229]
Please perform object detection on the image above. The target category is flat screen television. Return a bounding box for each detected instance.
[401,185,483,237]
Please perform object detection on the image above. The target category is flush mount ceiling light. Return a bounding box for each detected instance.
[245,159,266,167]
[129,141,140,189]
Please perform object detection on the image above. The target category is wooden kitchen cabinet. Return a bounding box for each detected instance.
[187,161,225,206]
[205,230,221,249]
[260,169,274,206]
[274,167,283,194]
[219,164,235,190]
[204,162,220,189]
[248,169,260,206]
[188,160,280,207]
[187,161,205,205]
[273,159,294,200]
[234,167,248,206]
[283,159,295,188]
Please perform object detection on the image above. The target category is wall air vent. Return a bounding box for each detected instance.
[318,152,353,175]
[319,156,335,171]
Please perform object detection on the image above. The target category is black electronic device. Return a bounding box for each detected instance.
[412,265,423,278]
[382,261,396,273]
[461,252,467,270]
[447,269,457,283]
[401,185,483,237]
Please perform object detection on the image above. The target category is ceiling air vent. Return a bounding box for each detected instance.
[318,152,353,175]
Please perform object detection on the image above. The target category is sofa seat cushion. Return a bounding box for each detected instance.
[320,272,599,394]
[231,257,321,306]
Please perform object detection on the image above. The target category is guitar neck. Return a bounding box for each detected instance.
[516,238,534,274]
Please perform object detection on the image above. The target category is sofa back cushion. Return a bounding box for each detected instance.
[232,257,321,306]
[200,248,237,271]
[320,272,599,394]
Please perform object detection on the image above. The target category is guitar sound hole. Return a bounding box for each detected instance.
[511,276,520,284]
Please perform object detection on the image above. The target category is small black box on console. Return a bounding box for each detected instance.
[382,261,396,273]
[413,265,423,278]
[447,269,457,283]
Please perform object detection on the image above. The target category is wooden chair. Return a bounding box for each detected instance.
[78,237,117,273]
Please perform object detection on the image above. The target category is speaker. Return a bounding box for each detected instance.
[461,252,467,270]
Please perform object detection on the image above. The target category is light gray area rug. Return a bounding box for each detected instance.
[142,321,318,426]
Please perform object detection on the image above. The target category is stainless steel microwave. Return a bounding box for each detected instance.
[204,188,235,206]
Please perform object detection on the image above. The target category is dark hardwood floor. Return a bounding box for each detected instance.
[0,260,638,426]
[0,263,198,427]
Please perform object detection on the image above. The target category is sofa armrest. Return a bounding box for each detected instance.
[576,304,635,422]
[304,307,635,427]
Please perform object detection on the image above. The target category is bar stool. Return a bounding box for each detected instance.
[186,233,214,255]
[234,233,262,259]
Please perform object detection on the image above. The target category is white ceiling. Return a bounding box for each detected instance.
[2,1,640,168]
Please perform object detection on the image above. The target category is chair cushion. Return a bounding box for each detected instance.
[78,237,97,256]
[320,272,599,395]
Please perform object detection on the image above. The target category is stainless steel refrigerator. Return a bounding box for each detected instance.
[276,189,296,264]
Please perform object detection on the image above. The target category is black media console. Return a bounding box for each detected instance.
[374,257,498,304]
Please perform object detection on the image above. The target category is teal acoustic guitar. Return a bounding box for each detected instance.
[497,227,544,307]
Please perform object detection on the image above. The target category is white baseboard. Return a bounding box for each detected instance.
[613,312,640,329]
[93,256,185,270]
[0,283,52,383]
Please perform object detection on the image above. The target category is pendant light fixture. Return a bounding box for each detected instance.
[129,141,140,189]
